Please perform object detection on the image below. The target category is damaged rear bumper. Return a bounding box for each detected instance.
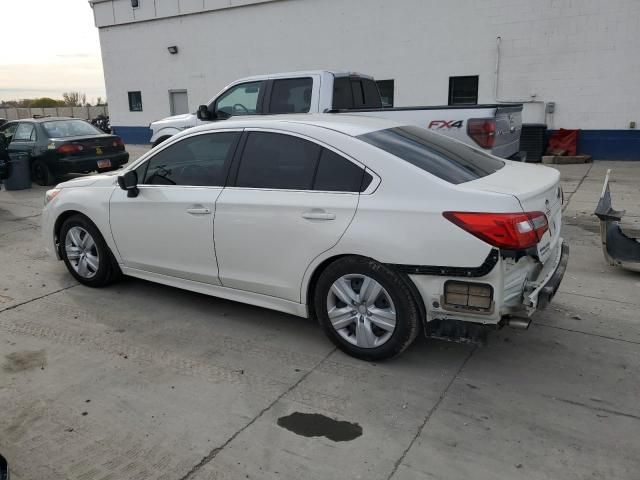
[530,242,570,310]
[594,169,640,272]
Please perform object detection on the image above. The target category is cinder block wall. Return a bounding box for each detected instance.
[92,0,640,157]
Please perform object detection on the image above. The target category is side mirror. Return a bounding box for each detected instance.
[117,170,139,198]
[197,104,213,121]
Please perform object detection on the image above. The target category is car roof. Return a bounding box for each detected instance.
[188,113,401,137]
[233,70,374,82]
[7,117,86,123]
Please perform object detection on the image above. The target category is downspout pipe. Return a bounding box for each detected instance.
[494,36,544,105]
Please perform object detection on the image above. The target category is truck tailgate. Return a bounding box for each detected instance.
[492,105,522,159]
[343,104,523,159]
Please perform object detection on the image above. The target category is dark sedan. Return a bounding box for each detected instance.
[0,117,129,185]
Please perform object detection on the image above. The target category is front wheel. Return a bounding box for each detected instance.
[314,256,420,361]
[60,215,121,287]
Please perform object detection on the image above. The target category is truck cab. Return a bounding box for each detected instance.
[149,70,523,159]
[150,71,380,146]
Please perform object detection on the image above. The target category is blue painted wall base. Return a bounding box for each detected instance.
[577,130,640,160]
[112,126,152,145]
[545,129,640,160]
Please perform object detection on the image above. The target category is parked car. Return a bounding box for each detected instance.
[0,117,128,186]
[0,118,7,128]
[150,70,523,159]
[42,115,567,360]
[91,114,111,134]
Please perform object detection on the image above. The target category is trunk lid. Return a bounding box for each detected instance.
[53,135,123,157]
[460,162,562,264]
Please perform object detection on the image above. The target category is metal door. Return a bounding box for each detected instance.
[169,90,189,116]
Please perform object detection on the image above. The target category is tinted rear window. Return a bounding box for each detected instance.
[357,126,504,184]
[43,120,103,138]
[332,77,353,110]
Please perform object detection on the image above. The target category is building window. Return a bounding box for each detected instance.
[448,76,478,105]
[128,91,142,112]
[376,80,394,107]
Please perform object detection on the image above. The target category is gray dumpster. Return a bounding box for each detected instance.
[3,152,31,190]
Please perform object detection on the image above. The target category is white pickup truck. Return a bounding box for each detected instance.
[150,70,523,159]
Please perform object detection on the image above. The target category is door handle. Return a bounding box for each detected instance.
[186,207,211,215]
[302,211,336,221]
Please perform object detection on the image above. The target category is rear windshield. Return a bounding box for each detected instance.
[357,126,504,184]
[42,120,103,138]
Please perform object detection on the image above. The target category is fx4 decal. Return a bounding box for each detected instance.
[428,120,464,129]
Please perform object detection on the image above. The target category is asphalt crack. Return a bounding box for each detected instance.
[536,322,640,345]
[0,284,79,316]
[561,162,593,213]
[544,395,640,421]
[386,345,477,480]
[176,347,338,480]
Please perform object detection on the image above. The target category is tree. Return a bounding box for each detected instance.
[28,97,65,108]
[62,92,87,107]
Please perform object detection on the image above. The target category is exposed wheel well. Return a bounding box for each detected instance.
[305,254,426,329]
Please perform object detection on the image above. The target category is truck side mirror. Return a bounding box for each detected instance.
[117,170,139,198]
[197,105,213,121]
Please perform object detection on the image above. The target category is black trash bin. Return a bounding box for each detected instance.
[4,152,31,190]
[520,124,548,163]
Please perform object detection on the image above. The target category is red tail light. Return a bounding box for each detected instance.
[467,118,496,149]
[112,137,124,148]
[57,144,84,155]
[443,211,549,250]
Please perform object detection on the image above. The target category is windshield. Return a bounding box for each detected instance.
[42,120,104,138]
[357,125,504,184]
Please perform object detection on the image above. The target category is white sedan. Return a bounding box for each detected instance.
[42,114,568,360]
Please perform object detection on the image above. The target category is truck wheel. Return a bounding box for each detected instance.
[314,256,420,361]
[31,159,55,186]
[60,214,122,287]
[152,136,171,148]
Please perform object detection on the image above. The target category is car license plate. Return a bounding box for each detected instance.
[97,159,111,169]
[96,146,103,155]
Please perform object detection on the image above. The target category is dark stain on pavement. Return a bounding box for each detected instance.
[3,349,47,373]
[277,412,362,442]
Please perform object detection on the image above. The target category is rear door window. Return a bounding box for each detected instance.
[313,149,365,192]
[358,125,504,184]
[235,132,320,190]
[268,78,313,114]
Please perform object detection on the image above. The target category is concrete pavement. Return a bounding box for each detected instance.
[0,157,639,480]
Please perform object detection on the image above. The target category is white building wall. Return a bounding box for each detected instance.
[94,0,640,131]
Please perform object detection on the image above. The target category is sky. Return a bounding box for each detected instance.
[0,0,106,103]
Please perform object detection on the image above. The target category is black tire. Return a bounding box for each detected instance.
[31,159,55,186]
[152,136,171,148]
[314,256,420,361]
[59,214,122,287]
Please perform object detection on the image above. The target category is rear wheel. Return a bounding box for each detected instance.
[31,159,54,186]
[60,215,121,287]
[314,256,420,361]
